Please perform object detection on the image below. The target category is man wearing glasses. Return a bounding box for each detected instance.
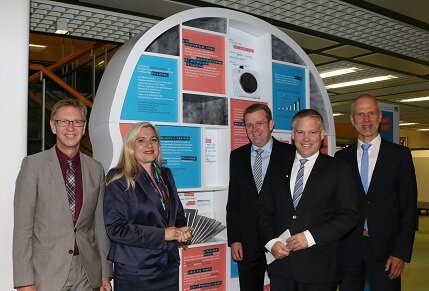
[13,99,112,291]
[227,103,295,291]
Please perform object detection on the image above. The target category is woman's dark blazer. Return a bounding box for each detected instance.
[104,167,186,275]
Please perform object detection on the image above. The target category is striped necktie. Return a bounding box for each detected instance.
[292,159,308,208]
[253,149,264,193]
[66,159,76,220]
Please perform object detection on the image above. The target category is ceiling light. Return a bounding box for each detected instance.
[399,122,418,126]
[417,129,429,131]
[398,96,429,103]
[29,44,47,49]
[325,75,398,89]
[55,21,69,35]
[333,113,344,117]
[29,44,47,52]
[320,67,359,78]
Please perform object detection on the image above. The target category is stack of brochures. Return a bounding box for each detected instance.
[184,209,226,244]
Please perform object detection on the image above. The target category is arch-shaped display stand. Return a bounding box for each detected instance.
[90,7,334,290]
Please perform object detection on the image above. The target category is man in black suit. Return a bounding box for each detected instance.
[336,94,417,291]
[227,103,295,291]
[257,109,359,291]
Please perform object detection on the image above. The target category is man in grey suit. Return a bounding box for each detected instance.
[13,99,113,291]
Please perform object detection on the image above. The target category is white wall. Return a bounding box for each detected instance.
[0,0,29,289]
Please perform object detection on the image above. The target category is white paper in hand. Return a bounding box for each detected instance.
[265,229,291,265]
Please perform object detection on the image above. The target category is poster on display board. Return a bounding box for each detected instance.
[178,192,214,218]
[272,62,307,131]
[228,27,257,71]
[181,243,227,291]
[182,28,226,95]
[121,54,179,122]
[157,125,201,189]
[379,101,400,144]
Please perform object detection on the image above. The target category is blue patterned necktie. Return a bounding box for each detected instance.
[292,159,308,208]
[253,149,264,193]
[66,160,76,220]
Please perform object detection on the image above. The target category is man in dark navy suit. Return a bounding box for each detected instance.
[336,94,417,291]
[257,109,358,291]
[227,103,295,291]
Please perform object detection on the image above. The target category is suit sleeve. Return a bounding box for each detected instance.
[226,153,242,245]
[13,157,36,287]
[392,148,417,262]
[104,178,168,250]
[94,165,113,278]
[309,160,359,246]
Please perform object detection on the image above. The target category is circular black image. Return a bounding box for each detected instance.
[240,72,258,93]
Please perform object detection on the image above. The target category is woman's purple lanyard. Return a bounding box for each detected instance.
[142,163,170,212]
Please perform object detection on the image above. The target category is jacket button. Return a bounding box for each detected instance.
[69,250,74,254]
[292,215,297,219]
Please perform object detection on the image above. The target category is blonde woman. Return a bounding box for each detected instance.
[104,122,191,291]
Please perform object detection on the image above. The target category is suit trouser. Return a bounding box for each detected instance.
[340,236,401,291]
[270,275,337,291]
[237,255,267,291]
[60,254,96,291]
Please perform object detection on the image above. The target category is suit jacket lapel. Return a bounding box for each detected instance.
[136,171,168,226]
[242,144,258,193]
[367,139,385,195]
[265,139,280,180]
[48,147,75,227]
[77,154,91,227]
[282,155,295,209]
[297,154,323,208]
[348,143,366,194]
[164,175,178,226]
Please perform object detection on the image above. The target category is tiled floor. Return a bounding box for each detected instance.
[402,215,429,290]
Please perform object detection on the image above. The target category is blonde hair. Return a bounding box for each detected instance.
[108,122,162,189]
[51,99,87,121]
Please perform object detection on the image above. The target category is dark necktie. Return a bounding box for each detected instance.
[66,160,76,220]
[253,149,264,193]
[292,159,308,208]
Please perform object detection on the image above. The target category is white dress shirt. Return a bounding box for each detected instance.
[265,151,319,253]
[251,137,273,182]
[357,134,381,186]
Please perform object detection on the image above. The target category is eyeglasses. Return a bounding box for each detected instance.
[244,120,268,130]
[54,120,86,127]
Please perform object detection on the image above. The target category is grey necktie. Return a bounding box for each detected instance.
[292,159,308,208]
[65,160,76,220]
[253,149,263,193]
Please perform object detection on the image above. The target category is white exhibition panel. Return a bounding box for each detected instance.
[89,7,333,290]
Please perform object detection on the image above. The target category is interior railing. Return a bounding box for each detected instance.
[28,42,119,155]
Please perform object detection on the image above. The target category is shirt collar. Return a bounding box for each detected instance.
[55,146,80,164]
[358,134,381,149]
[252,137,273,154]
[295,151,319,163]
